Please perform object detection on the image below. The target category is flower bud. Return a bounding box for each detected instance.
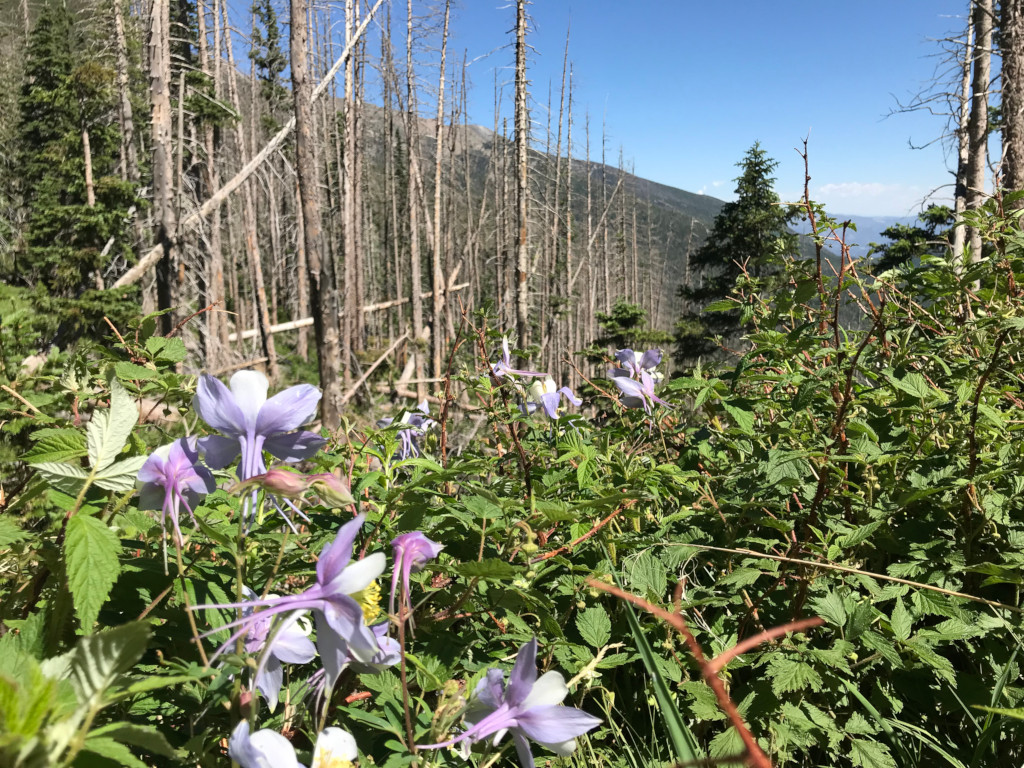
[310,472,355,506]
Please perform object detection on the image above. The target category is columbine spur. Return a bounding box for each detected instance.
[419,638,601,768]
[390,531,444,618]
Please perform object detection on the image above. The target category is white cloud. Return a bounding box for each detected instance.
[809,182,949,217]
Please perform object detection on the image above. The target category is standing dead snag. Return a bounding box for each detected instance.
[291,0,343,428]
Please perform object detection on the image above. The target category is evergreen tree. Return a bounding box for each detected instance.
[250,0,288,131]
[674,142,797,367]
[868,204,954,272]
[7,0,138,338]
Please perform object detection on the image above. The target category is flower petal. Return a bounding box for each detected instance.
[506,637,538,707]
[316,515,363,587]
[255,655,284,711]
[264,430,326,463]
[520,670,568,710]
[229,370,270,431]
[532,737,578,757]
[639,348,662,370]
[320,597,381,664]
[228,721,300,768]
[514,705,602,744]
[314,609,350,689]
[313,728,358,764]
[195,375,248,437]
[273,619,317,664]
[539,391,561,419]
[256,383,322,435]
[557,386,583,407]
[512,731,536,768]
[329,552,386,596]
[474,668,506,710]
[198,434,240,469]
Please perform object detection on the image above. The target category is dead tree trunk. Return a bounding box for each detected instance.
[966,0,992,261]
[514,0,530,353]
[292,0,343,426]
[1003,0,1024,195]
[150,0,177,334]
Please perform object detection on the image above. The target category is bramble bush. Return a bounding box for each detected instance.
[3,196,1024,768]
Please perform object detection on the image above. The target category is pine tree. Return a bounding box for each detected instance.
[869,204,954,272]
[674,142,797,367]
[249,0,288,129]
[8,0,138,335]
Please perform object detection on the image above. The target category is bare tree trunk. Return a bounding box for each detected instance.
[150,0,177,334]
[966,0,992,261]
[294,178,309,360]
[1003,0,1024,196]
[82,129,96,207]
[514,0,530,353]
[292,0,343,426]
[953,12,975,262]
[223,2,278,380]
[406,0,426,399]
[431,0,450,379]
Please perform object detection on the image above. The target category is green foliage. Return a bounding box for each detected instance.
[6,201,1024,767]
[869,204,954,272]
[674,142,799,367]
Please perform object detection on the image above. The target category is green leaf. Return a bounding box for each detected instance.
[811,591,848,628]
[25,428,87,463]
[92,456,147,492]
[849,738,897,768]
[722,402,755,435]
[453,559,521,580]
[32,461,91,495]
[113,362,158,381]
[66,623,151,706]
[0,517,29,547]
[79,735,150,768]
[768,656,823,695]
[86,379,137,472]
[65,515,121,631]
[576,606,612,648]
[463,495,503,519]
[889,598,912,642]
[88,722,176,758]
[628,552,667,599]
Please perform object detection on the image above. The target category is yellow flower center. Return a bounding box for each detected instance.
[351,581,381,623]
[313,747,354,768]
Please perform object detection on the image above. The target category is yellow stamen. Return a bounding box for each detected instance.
[351,581,381,623]
[313,747,354,768]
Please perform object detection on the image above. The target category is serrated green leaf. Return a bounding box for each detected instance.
[628,552,667,599]
[65,516,121,631]
[24,429,87,463]
[113,361,159,381]
[32,461,90,495]
[849,738,897,768]
[576,606,611,648]
[93,456,147,492]
[463,495,503,519]
[890,598,912,642]
[768,657,823,695]
[811,590,847,628]
[0,517,29,548]
[86,379,137,472]
[722,402,755,435]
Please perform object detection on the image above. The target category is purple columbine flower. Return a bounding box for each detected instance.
[492,337,545,380]
[229,721,357,768]
[390,531,444,618]
[610,371,672,414]
[527,376,583,419]
[137,437,215,546]
[195,514,386,690]
[376,401,435,460]
[614,348,663,379]
[419,638,601,768]
[241,587,317,712]
[194,370,326,481]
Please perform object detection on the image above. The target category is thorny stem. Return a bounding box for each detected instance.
[588,578,798,768]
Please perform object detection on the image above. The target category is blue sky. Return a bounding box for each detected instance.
[437,0,971,217]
